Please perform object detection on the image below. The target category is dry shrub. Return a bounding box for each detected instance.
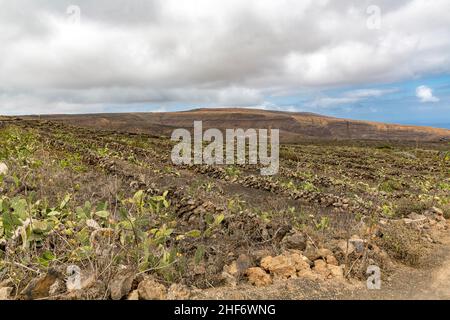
[377,222,427,266]
[394,198,431,217]
[442,203,450,220]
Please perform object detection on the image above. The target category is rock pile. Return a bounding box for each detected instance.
[0,162,8,176]
[242,244,346,287]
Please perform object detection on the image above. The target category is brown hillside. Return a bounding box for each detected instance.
[22,108,450,142]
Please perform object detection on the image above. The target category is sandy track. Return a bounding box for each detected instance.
[192,226,450,300]
[344,229,450,300]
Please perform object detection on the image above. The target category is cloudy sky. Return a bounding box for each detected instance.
[0,0,449,127]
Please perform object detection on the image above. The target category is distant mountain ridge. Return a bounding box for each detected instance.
[22,108,450,142]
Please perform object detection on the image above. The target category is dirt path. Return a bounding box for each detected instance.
[414,253,450,299]
[193,227,450,300]
[398,233,450,300]
[344,230,450,300]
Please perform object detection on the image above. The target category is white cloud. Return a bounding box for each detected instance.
[0,0,449,114]
[306,88,397,108]
[345,89,398,99]
[416,85,440,103]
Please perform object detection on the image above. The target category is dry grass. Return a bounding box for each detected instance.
[377,222,428,266]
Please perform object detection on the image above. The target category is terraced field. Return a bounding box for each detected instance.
[0,118,449,300]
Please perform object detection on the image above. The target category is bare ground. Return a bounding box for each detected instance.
[192,224,450,300]
[346,229,450,300]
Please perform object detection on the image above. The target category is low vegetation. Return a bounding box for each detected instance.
[0,119,448,300]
